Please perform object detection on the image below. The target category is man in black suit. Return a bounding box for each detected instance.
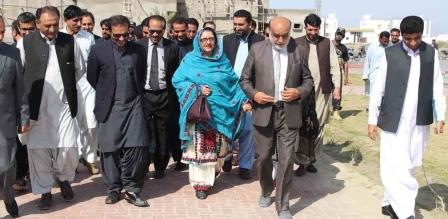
[170,17,193,59]
[0,15,28,218]
[222,9,265,180]
[138,15,181,179]
[87,15,150,207]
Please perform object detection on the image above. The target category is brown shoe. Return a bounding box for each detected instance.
[12,179,27,192]
[80,158,100,175]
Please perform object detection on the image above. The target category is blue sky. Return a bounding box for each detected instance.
[269,0,448,36]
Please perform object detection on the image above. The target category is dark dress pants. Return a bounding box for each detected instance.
[15,137,28,180]
[253,107,297,213]
[1,162,16,205]
[167,105,182,162]
[100,147,149,194]
[142,90,171,171]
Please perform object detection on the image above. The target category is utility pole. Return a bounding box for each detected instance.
[315,0,321,16]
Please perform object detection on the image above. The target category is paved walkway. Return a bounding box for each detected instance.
[1,154,387,219]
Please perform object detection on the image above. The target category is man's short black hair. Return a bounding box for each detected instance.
[146,15,166,29]
[63,5,83,20]
[233,9,252,23]
[109,15,130,28]
[36,6,60,20]
[304,13,321,27]
[400,16,424,34]
[17,12,36,24]
[171,17,187,29]
[379,31,390,38]
[11,20,20,33]
[82,10,95,23]
[140,17,149,27]
[390,28,400,34]
[100,18,110,29]
[187,18,199,27]
[203,20,215,28]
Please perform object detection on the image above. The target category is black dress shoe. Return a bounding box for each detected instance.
[195,190,207,200]
[4,199,19,218]
[306,163,318,173]
[153,170,165,179]
[58,180,74,201]
[124,192,149,207]
[238,168,252,180]
[294,165,306,177]
[105,191,121,204]
[222,159,232,172]
[381,205,398,219]
[38,192,52,210]
[174,162,188,171]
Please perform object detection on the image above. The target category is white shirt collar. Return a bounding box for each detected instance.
[149,38,163,47]
[402,42,420,56]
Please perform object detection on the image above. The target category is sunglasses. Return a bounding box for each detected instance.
[112,32,129,39]
[148,29,163,35]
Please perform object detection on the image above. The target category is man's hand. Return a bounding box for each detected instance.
[333,87,341,100]
[253,92,275,104]
[19,125,29,134]
[368,124,378,141]
[434,121,444,134]
[242,103,252,112]
[281,88,300,102]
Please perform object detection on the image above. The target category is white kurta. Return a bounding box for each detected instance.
[17,33,84,149]
[368,43,446,219]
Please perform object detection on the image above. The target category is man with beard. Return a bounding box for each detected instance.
[222,9,264,180]
[60,5,98,175]
[87,15,150,207]
[171,17,193,59]
[240,16,313,219]
[363,31,390,97]
[294,13,341,176]
[331,27,349,120]
[99,18,111,41]
[390,28,401,45]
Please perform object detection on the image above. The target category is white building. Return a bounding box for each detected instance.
[345,14,432,44]
[322,13,339,39]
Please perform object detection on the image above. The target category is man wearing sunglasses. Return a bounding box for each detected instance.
[87,15,150,207]
[60,5,98,176]
[138,15,181,179]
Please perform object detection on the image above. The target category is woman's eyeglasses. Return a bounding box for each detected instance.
[200,37,215,43]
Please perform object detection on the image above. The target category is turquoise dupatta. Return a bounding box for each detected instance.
[172,29,247,149]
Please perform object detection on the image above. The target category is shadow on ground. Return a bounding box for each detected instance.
[289,155,345,215]
[415,183,448,218]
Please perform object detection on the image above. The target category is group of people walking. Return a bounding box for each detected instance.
[0,4,445,219]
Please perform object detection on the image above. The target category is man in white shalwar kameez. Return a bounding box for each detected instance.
[60,5,98,175]
[18,6,84,210]
[368,16,445,219]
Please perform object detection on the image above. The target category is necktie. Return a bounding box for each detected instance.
[274,49,281,102]
[150,44,160,90]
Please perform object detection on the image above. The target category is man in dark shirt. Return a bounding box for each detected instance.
[332,27,349,120]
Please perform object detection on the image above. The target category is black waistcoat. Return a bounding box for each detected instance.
[377,42,435,133]
[23,31,77,120]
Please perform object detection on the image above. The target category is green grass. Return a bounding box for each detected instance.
[323,94,448,214]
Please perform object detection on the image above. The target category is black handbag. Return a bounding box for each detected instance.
[187,94,212,122]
